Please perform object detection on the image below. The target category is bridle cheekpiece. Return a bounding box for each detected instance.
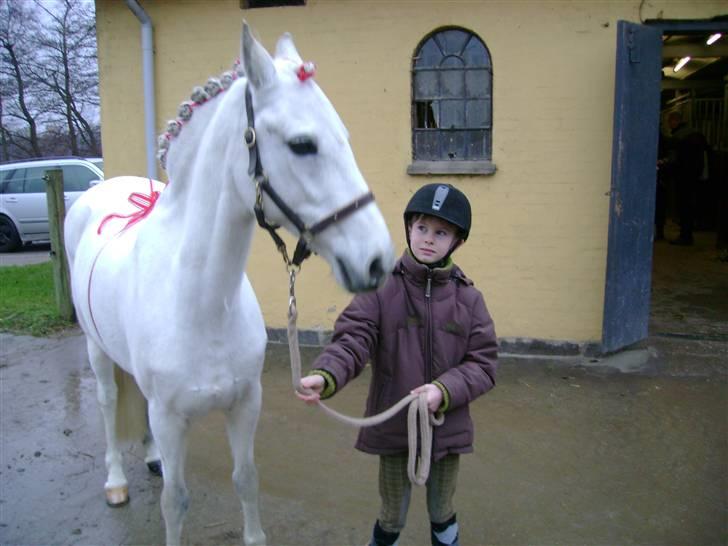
[244,82,374,270]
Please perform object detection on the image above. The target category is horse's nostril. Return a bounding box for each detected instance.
[369,256,384,285]
[337,255,387,293]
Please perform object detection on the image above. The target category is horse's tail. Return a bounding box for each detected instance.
[114,365,149,443]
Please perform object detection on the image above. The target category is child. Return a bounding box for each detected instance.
[298,183,498,546]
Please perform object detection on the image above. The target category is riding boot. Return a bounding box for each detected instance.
[368,520,400,546]
[431,514,459,546]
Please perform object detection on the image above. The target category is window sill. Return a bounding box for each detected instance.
[406,160,497,176]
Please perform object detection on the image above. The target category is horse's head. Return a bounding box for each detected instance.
[240,23,394,292]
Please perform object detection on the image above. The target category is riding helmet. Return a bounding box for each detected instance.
[403,183,472,240]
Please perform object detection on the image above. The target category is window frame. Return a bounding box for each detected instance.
[408,26,496,176]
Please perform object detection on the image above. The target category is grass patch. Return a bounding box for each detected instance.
[0,262,76,336]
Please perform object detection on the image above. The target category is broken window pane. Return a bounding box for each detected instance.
[415,101,438,129]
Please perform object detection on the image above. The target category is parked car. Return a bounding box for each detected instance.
[0,157,104,252]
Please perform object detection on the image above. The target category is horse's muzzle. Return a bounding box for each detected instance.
[337,255,388,293]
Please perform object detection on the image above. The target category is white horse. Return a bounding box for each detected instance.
[64,23,393,546]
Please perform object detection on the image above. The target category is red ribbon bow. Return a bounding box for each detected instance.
[296,62,316,82]
[97,179,160,235]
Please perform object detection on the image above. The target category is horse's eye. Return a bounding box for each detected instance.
[288,137,318,156]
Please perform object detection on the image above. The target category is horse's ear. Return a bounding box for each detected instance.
[241,21,276,89]
[274,32,302,64]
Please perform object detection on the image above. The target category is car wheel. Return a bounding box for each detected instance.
[0,215,21,252]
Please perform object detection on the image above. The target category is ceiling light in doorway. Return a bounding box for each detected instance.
[706,33,722,45]
[673,56,691,72]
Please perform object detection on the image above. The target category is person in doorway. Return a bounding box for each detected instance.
[655,130,670,241]
[665,111,708,246]
[297,183,498,546]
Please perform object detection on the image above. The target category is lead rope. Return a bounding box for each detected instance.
[286,266,444,486]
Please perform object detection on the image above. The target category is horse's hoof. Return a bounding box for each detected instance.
[105,485,129,507]
[146,460,163,476]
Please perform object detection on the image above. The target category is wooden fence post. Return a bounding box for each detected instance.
[44,169,76,322]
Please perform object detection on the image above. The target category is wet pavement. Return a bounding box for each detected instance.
[650,225,728,344]
[1,330,726,546]
[0,244,52,267]
[1,225,726,546]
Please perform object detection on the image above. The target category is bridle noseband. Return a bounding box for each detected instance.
[244,83,375,269]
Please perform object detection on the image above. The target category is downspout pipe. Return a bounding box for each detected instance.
[125,0,157,180]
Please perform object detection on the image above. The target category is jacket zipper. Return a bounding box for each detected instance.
[424,271,433,385]
[424,270,437,456]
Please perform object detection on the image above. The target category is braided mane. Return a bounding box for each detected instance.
[157,61,245,170]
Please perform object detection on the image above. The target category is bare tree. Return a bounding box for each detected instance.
[0,93,7,160]
[33,0,100,157]
[0,1,44,159]
[0,0,100,161]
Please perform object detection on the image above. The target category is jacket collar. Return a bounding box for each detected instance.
[396,250,469,286]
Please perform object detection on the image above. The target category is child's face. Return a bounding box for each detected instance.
[408,215,459,264]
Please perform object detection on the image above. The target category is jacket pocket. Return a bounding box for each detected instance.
[433,326,467,377]
[371,374,392,413]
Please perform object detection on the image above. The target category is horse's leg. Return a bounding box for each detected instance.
[143,429,163,476]
[225,381,266,546]
[148,402,190,546]
[86,338,129,506]
[143,405,162,476]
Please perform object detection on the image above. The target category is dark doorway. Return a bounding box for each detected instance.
[649,20,728,345]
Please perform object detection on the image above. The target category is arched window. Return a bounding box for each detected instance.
[408,27,495,175]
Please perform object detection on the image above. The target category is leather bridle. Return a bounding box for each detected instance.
[243,83,375,269]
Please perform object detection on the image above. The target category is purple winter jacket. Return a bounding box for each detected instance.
[311,251,498,461]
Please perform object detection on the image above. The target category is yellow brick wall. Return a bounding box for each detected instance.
[95,0,726,344]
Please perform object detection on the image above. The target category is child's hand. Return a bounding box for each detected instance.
[296,374,325,405]
[410,384,443,413]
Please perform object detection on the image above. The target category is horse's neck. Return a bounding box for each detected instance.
[158,86,256,304]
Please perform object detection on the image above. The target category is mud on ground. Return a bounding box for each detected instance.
[1,331,726,546]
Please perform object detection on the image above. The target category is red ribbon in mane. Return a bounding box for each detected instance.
[97,178,160,235]
[296,62,316,82]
